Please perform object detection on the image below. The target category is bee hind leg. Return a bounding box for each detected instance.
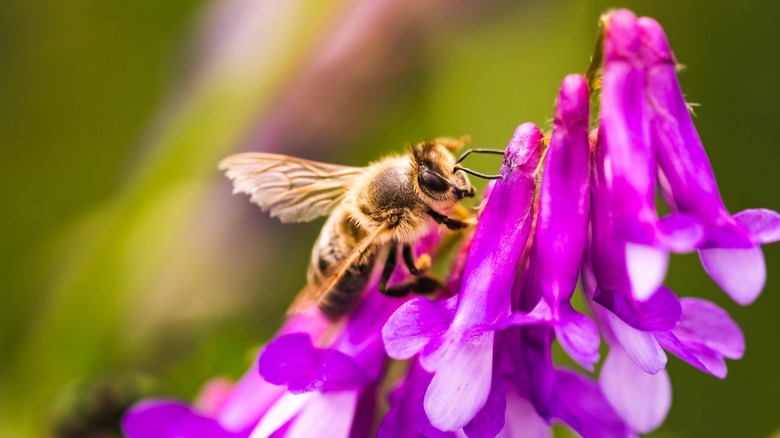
[379,244,443,297]
[379,275,443,298]
[402,244,430,276]
[378,244,398,293]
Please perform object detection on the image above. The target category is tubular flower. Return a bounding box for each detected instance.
[125,9,777,438]
[638,16,780,304]
[520,74,598,372]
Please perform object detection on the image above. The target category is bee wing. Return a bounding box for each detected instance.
[288,223,389,317]
[219,152,364,223]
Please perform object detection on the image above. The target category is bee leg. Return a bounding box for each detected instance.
[381,275,444,297]
[402,244,431,276]
[411,275,443,295]
[378,244,398,294]
[428,209,471,231]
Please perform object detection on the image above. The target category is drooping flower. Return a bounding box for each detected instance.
[638,15,780,304]
[591,8,750,377]
[596,9,706,304]
[508,74,598,423]
[582,10,754,434]
[519,74,598,370]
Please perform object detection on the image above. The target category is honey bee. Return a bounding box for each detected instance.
[219,137,502,320]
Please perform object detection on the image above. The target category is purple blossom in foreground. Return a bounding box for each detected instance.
[124,232,442,438]
[125,8,778,438]
[123,309,330,438]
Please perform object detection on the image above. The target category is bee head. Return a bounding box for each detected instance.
[411,141,475,208]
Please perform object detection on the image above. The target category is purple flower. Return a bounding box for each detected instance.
[507,75,600,424]
[520,74,599,370]
[591,9,749,378]
[378,360,456,438]
[597,9,706,303]
[638,16,780,304]
[477,326,632,438]
[123,309,330,438]
[383,123,542,432]
[584,244,744,434]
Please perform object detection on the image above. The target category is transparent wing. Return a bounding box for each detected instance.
[219,152,363,223]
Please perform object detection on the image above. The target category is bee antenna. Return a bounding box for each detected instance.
[455,148,505,165]
[453,165,503,180]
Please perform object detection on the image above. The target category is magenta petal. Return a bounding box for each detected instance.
[424,332,495,431]
[497,390,550,438]
[554,368,632,438]
[504,299,553,327]
[655,331,727,378]
[531,73,591,308]
[599,346,671,434]
[600,10,660,247]
[639,17,727,228]
[251,392,312,437]
[675,298,744,359]
[382,296,456,360]
[683,344,728,378]
[379,362,455,438]
[283,391,360,438]
[463,378,506,438]
[656,213,706,252]
[453,123,542,326]
[624,243,668,301]
[519,325,556,421]
[258,333,370,392]
[414,392,457,438]
[700,246,766,304]
[604,311,667,374]
[216,369,285,432]
[638,17,765,253]
[123,400,234,438]
[654,299,742,379]
[734,208,780,244]
[594,286,681,331]
[554,306,600,370]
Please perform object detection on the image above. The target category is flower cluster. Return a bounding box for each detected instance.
[123,9,780,438]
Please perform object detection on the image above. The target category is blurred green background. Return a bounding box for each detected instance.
[2,0,779,436]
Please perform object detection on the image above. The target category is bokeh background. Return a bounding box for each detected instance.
[2,0,779,436]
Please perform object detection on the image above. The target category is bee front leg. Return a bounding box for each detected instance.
[428,209,472,231]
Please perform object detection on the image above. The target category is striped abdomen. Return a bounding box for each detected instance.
[307,209,378,319]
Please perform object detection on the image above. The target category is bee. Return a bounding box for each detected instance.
[219,137,502,320]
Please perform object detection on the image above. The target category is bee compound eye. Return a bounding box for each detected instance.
[419,170,451,193]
